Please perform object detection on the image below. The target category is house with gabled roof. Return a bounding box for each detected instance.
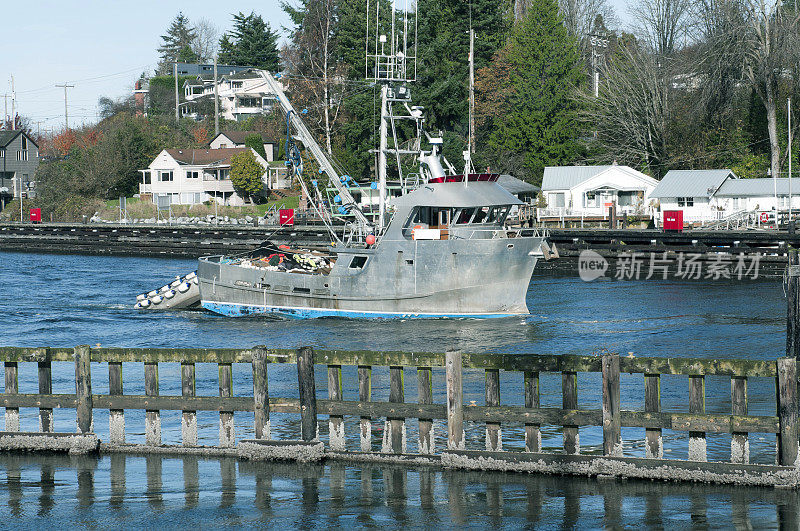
[209,131,276,161]
[540,165,658,217]
[650,169,736,223]
[138,147,270,207]
[0,130,39,203]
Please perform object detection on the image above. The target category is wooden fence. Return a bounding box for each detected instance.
[0,346,797,486]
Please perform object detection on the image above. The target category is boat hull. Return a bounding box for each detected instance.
[198,235,543,319]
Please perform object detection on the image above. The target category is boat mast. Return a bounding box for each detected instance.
[379,85,389,229]
[464,28,475,180]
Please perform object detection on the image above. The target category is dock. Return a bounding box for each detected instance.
[0,344,798,487]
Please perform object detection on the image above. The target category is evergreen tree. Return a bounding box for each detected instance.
[157,13,198,74]
[480,0,582,184]
[415,0,510,133]
[218,12,281,70]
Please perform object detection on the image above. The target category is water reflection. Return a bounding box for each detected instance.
[0,453,796,528]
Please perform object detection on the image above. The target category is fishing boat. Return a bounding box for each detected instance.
[146,7,544,319]
[195,69,544,319]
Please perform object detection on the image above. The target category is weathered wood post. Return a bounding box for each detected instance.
[218,363,235,447]
[358,365,372,452]
[417,367,434,454]
[38,355,53,432]
[74,345,92,434]
[384,366,406,454]
[731,376,749,464]
[776,357,799,466]
[562,370,579,454]
[445,349,464,450]
[602,352,621,456]
[644,372,663,458]
[787,250,800,358]
[108,361,124,443]
[181,362,197,446]
[252,347,270,440]
[689,373,707,462]
[297,347,317,441]
[485,369,502,450]
[328,364,344,451]
[4,361,19,432]
[144,362,160,445]
[524,370,541,452]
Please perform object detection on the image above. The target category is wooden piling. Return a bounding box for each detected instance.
[731,376,749,464]
[297,347,317,441]
[384,366,405,454]
[689,375,706,461]
[108,361,124,443]
[181,363,197,446]
[74,345,92,434]
[602,353,621,456]
[524,371,541,452]
[417,367,434,454]
[144,362,160,445]
[787,250,800,358]
[485,369,501,451]
[445,350,464,450]
[4,362,18,432]
[562,371,579,454]
[358,365,372,452]
[218,363,234,447]
[252,347,269,440]
[38,359,53,432]
[328,364,345,451]
[644,373,662,458]
[776,357,799,466]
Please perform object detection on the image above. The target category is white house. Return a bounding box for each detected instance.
[209,131,276,161]
[138,148,271,207]
[540,165,659,217]
[182,70,279,122]
[651,169,800,224]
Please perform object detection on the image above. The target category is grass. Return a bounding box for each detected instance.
[98,192,301,220]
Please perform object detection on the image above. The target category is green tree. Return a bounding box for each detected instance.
[416,0,510,132]
[218,12,280,70]
[230,150,266,201]
[479,0,582,184]
[157,12,198,74]
[244,133,267,159]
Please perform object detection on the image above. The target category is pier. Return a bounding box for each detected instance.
[0,345,798,487]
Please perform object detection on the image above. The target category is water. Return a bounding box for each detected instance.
[0,250,793,527]
[0,454,796,529]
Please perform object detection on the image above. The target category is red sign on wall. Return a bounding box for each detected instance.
[279,209,295,226]
[29,208,42,223]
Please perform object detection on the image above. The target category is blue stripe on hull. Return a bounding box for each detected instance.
[201,300,521,320]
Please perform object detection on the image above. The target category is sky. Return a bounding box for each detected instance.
[1,0,631,134]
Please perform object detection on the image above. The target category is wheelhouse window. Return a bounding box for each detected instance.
[349,256,368,269]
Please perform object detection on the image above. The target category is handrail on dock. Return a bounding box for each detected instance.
[0,345,797,487]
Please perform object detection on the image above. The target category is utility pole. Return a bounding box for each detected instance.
[10,76,16,130]
[174,62,179,122]
[55,83,74,130]
[790,97,793,220]
[214,55,219,135]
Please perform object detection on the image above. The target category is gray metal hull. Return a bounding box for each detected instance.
[198,235,542,318]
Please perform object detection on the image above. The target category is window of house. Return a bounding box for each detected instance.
[551,193,565,208]
[16,150,27,161]
[218,142,228,148]
[231,81,243,89]
[160,171,173,182]
[586,191,597,207]
[0,149,4,158]
[677,197,694,207]
[186,171,199,179]
[779,196,789,207]
[21,136,27,150]
[218,169,230,180]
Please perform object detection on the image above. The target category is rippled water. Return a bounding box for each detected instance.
[0,453,795,529]
[0,250,793,526]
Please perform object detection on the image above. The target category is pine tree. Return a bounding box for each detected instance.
[157,13,198,74]
[218,12,280,70]
[480,0,582,184]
